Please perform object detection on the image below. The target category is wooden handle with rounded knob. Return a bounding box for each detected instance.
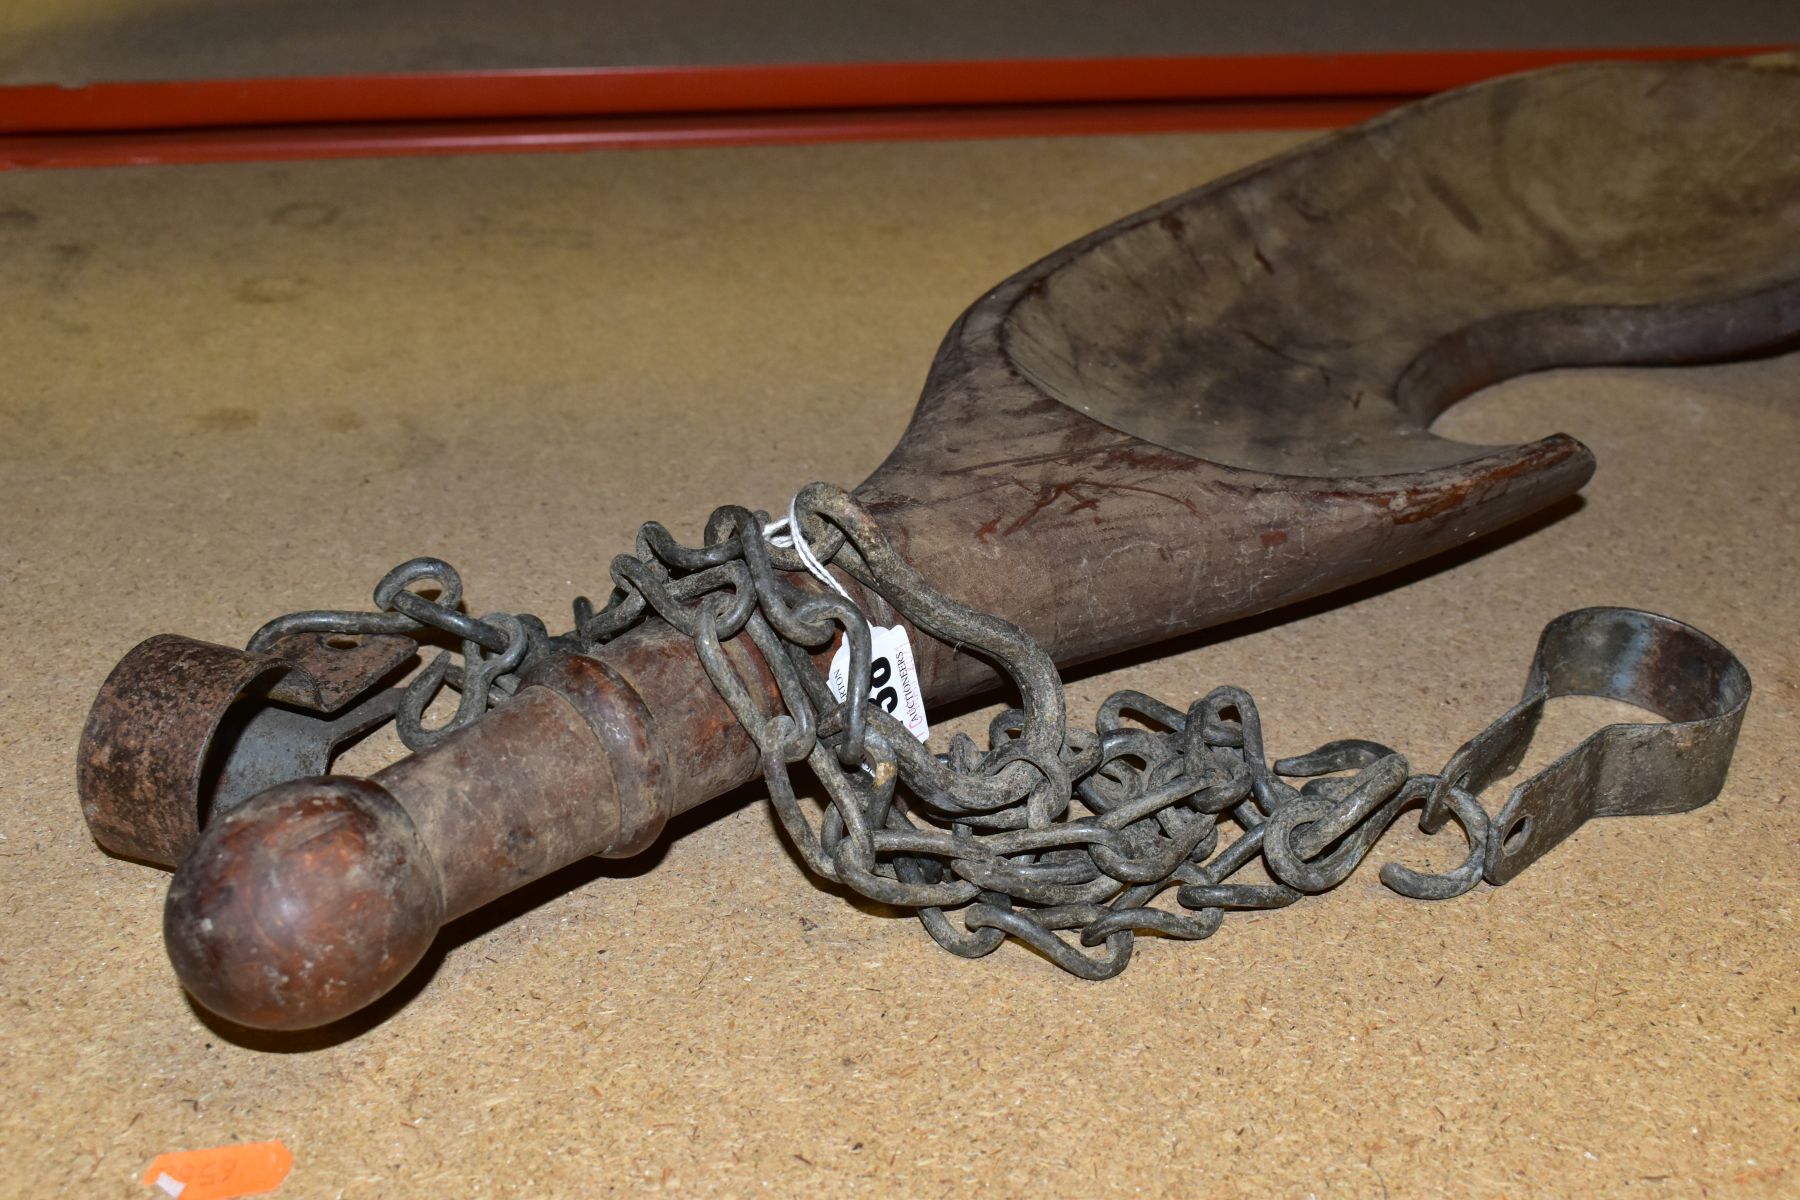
[162,633,765,1029]
[165,775,445,1030]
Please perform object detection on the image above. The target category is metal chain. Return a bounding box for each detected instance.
[257,482,1493,979]
[248,557,578,749]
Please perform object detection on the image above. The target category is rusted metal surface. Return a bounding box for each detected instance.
[256,631,419,711]
[78,631,414,867]
[80,635,281,868]
[74,56,1798,1027]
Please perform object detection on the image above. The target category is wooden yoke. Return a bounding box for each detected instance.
[78,56,1800,1029]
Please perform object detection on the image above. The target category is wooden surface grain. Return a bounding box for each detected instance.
[0,129,1795,1197]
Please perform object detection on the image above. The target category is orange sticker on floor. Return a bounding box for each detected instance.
[140,1141,292,1200]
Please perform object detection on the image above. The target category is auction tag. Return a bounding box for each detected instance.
[141,1141,292,1200]
[827,624,929,742]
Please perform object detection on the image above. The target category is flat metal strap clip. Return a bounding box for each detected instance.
[1429,607,1752,886]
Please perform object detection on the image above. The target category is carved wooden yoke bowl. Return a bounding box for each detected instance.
[76,56,1799,1029]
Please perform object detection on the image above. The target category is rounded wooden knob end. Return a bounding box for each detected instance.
[164,776,445,1031]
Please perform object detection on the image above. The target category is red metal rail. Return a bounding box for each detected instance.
[0,45,1781,169]
[0,99,1406,170]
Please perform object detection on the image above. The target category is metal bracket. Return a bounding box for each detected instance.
[77,631,415,867]
[1434,608,1752,886]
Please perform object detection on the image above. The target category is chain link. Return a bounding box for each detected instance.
[257,483,1493,979]
[248,557,575,749]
